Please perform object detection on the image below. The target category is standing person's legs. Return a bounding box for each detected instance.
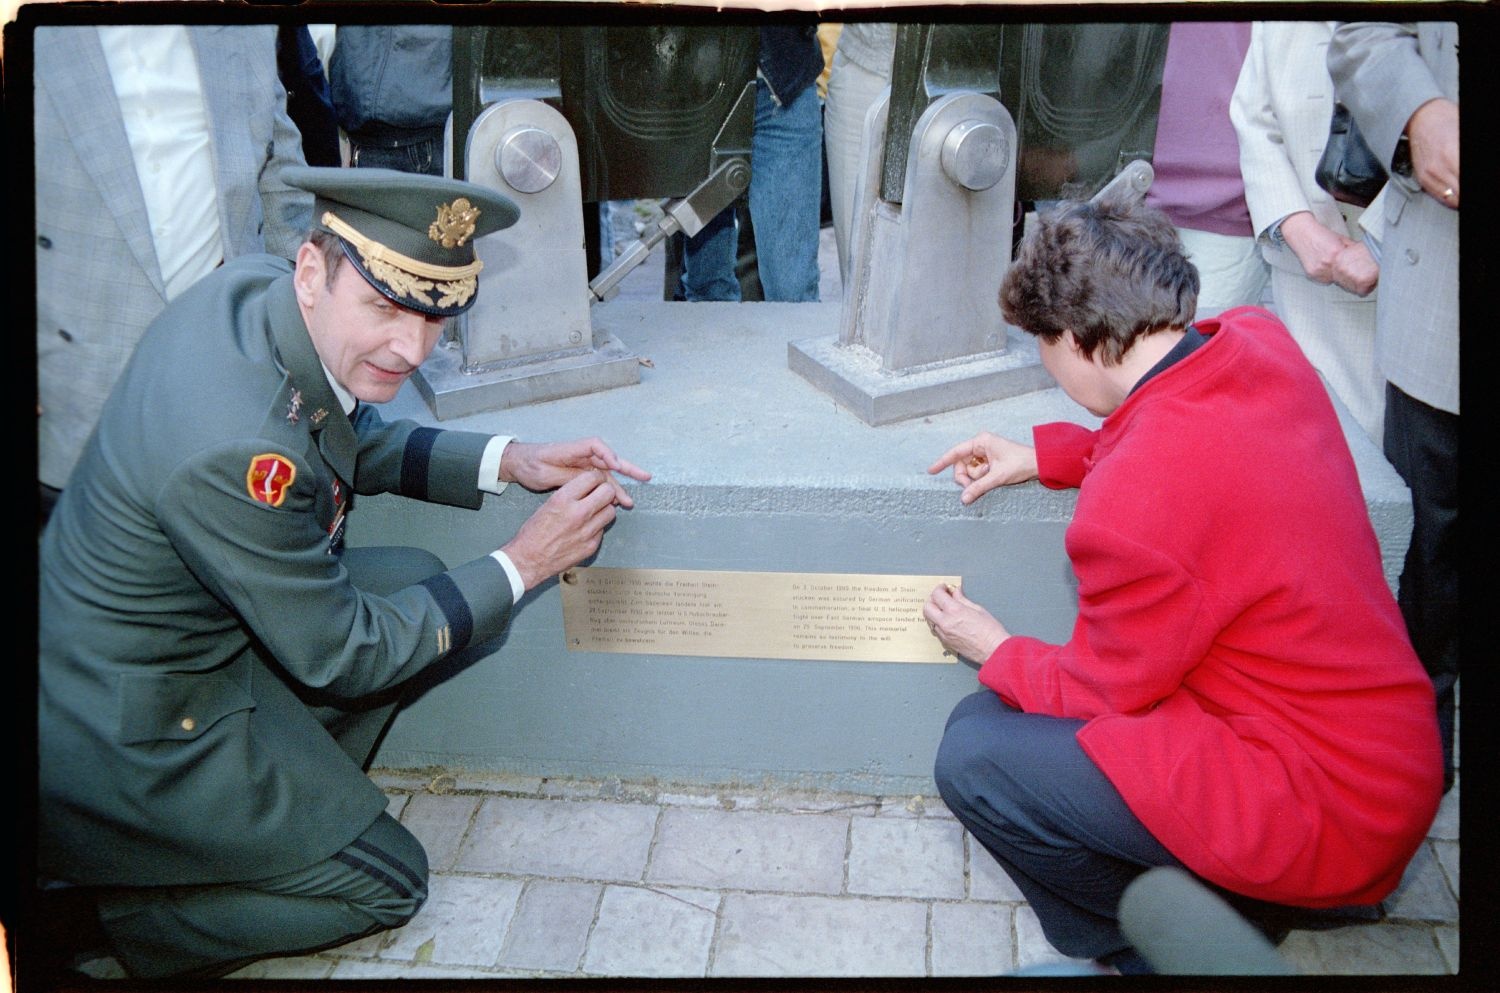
[680,208,741,302]
[934,691,1185,969]
[748,80,823,302]
[1176,228,1270,319]
[823,49,889,287]
[1383,383,1460,792]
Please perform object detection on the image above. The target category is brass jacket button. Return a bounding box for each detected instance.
[180,717,197,732]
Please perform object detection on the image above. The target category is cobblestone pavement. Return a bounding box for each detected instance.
[209,769,1458,980]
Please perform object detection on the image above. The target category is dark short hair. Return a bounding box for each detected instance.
[999,196,1198,366]
[306,229,347,287]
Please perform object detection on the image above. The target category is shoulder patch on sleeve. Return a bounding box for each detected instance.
[246,453,297,507]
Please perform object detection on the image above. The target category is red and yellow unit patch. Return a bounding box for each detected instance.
[246,453,297,507]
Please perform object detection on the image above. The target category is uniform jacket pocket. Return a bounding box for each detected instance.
[117,672,257,745]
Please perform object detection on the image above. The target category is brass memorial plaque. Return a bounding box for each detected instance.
[559,568,962,664]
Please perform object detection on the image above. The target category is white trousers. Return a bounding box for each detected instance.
[1177,227,1271,319]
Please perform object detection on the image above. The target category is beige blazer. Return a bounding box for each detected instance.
[1231,21,1368,270]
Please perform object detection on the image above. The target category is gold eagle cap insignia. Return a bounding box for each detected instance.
[429,198,480,248]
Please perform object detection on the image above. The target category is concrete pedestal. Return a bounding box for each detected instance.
[411,330,641,421]
[357,300,1412,796]
[788,329,1054,426]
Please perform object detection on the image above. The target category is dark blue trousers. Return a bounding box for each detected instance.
[934,691,1182,969]
[935,691,1368,972]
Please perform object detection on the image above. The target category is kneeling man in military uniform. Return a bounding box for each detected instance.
[38,167,650,978]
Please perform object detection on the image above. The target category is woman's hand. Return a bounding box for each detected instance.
[1331,241,1379,297]
[923,583,1010,664]
[928,432,1038,506]
[1279,211,1357,285]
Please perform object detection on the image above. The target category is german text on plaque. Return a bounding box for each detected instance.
[559,567,961,664]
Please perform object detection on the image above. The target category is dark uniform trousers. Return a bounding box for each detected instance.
[932,691,1353,973]
[91,545,445,979]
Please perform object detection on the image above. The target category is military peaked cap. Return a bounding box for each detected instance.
[283,166,520,317]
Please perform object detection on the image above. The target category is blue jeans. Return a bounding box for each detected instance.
[681,78,823,302]
[349,131,444,176]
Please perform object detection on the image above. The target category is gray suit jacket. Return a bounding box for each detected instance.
[1328,22,1459,415]
[35,25,313,489]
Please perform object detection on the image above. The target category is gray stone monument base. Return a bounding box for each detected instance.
[788,329,1054,426]
[411,331,641,421]
[359,300,1411,795]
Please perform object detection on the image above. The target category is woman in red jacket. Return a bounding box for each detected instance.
[925,196,1442,973]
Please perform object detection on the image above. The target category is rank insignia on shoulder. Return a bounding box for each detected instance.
[286,388,303,424]
[246,453,296,507]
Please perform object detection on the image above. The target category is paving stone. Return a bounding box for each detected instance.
[1385,843,1459,922]
[658,790,728,809]
[1428,779,1459,840]
[497,880,601,973]
[931,902,1015,976]
[1013,905,1093,973]
[1433,839,1459,899]
[400,793,480,872]
[967,835,1026,902]
[874,794,945,818]
[581,885,718,977]
[224,954,336,979]
[721,791,776,811]
[711,893,927,977]
[329,928,391,958]
[848,816,965,899]
[1278,923,1450,975]
[456,796,658,881]
[538,777,609,799]
[646,807,847,895]
[369,769,431,792]
[775,790,882,815]
[452,772,546,795]
[379,873,523,966]
[1435,924,1458,973]
[328,773,1457,978]
[326,960,501,979]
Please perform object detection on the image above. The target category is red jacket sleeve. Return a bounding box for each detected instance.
[1033,422,1100,490]
[977,519,1218,719]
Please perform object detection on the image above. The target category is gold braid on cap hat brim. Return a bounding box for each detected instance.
[322,211,483,310]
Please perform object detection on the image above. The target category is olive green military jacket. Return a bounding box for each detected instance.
[39,256,514,887]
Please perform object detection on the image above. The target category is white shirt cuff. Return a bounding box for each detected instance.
[490,549,526,601]
[478,436,514,495]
